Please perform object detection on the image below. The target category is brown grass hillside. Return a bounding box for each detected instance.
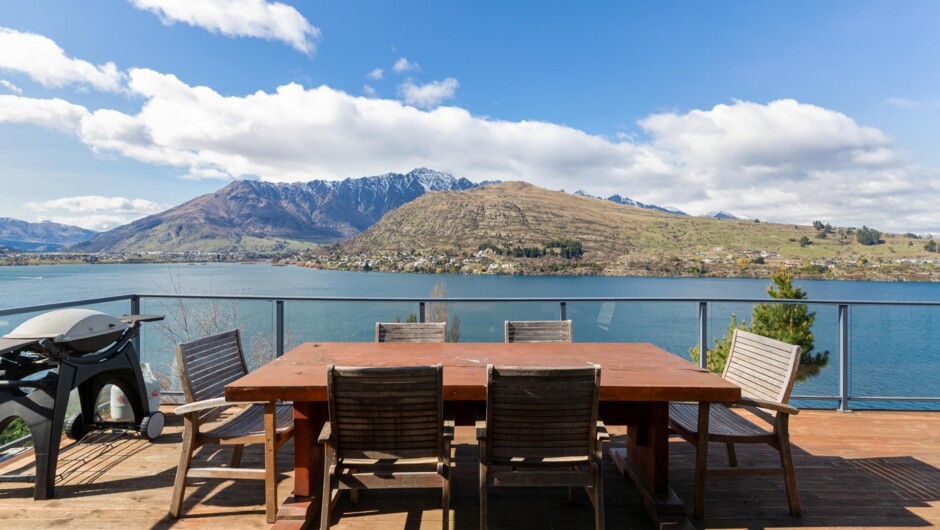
[328,182,938,279]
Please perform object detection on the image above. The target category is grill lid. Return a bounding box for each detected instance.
[5,309,129,344]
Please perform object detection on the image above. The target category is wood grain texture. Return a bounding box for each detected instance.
[504,320,572,343]
[173,330,294,523]
[225,342,741,404]
[321,365,451,530]
[376,322,447,343]
[479,365,605,529]
[2,408,940,529]
[669,330,803,519]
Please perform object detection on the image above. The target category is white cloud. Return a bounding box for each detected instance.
[130,0,321,55]
[885,97,922,109]
[392,57,419,73]
[0,95,89,133]
[0,28,124,91]
[362,84,376,96]
[26,196,165,230]
[3,44,938,234]
[367,68,384,80]
[397,78,459,108]
[0,79,22,94]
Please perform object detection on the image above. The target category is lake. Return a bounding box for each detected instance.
[1,263,938,410]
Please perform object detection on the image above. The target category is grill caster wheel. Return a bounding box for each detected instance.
[64,412,86,441]
[140,412,164,441]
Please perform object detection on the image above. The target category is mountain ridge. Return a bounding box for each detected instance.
[73,168,492,253]
[307,181,937,280]
[0,218,98,252]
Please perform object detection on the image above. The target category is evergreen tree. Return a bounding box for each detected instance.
[689,314,748,374]
[750,271,829,381]
[689,270,829,381]
[856,226,882,245]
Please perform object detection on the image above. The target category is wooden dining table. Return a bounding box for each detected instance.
[225,342,740,529]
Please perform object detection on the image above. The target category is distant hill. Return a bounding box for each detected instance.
[704,211,741,220]
[573,190,687,215]
[74,168,492,253]
[0,218,97,251]
[318,182,937,279]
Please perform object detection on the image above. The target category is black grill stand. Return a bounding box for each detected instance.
[0,315,163,499]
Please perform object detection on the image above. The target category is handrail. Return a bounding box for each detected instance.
[0,295,134,317]
[0,293,938,411]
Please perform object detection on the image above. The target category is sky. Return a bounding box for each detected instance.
[1,1,939,234]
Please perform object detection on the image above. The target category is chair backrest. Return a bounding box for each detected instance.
[723,329,802,405]
[327,364,444,460]
[485,365,600,461]
[375,322,446,343]
[176,329,248,421]
[504,320,572,343]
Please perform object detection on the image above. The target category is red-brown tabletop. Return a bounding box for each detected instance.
[225,342,740,528]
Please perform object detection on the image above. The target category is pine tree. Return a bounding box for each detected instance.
[689,314,748,374]
[750,271,829,381]
[690,270,829,381]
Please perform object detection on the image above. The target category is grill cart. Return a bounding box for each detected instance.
[0,309,164,499]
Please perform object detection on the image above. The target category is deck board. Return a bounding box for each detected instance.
[1,407,938,529]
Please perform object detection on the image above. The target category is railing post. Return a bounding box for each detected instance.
[560,301,567,321]
[419,302,426,323]
[698,302,708,369]
[130,295,141,357]
[275,300,285,357]
[839,304,850,412]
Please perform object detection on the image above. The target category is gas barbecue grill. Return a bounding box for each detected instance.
[0,309,164,499]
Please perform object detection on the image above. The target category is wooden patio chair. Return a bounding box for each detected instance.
[477,365,607,530]
[169,330,294,523]
[669,329,803,518]
[504,320,572,342]
[319,364,453,530]
[376,322,447,342]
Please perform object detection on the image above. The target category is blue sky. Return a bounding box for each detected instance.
[1,1,938,233]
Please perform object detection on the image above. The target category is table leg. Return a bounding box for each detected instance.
[274,401,327,528]
[609,401,689,528]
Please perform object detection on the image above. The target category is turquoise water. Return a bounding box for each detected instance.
[1,263,938,409]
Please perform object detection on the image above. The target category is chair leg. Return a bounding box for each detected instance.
[693,402,711,519]
[168,418,196,518]
[263,403,278,524]
[442,439,451,530]
[777,415,802,516]
[321,444,335,530]
[230,445,244,467]
[594,457,605,530]
[479,461,488,530]
[442,473,451,530]
[725,443,737,467]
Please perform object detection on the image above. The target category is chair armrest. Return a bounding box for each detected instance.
[318,421,332,444]
[174,397,249,415]
[737,397,800,415]
[475,419,486,440]
[443,409,455,440]
[475,405,487,440]
[596,420,610,441]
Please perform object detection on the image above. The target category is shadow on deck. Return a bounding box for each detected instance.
[1,408,938,529]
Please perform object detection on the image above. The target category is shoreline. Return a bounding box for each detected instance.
[3,254,938,283]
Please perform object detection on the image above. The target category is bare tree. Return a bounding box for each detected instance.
[427,280,460,342]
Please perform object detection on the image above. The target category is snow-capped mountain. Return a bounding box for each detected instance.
[75,168,494,252]
[572,190,688,216]
[703,211,741,220]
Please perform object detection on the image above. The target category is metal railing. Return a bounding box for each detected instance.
[3,293,940,414]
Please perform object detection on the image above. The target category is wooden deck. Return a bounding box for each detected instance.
[1,407,938,529]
